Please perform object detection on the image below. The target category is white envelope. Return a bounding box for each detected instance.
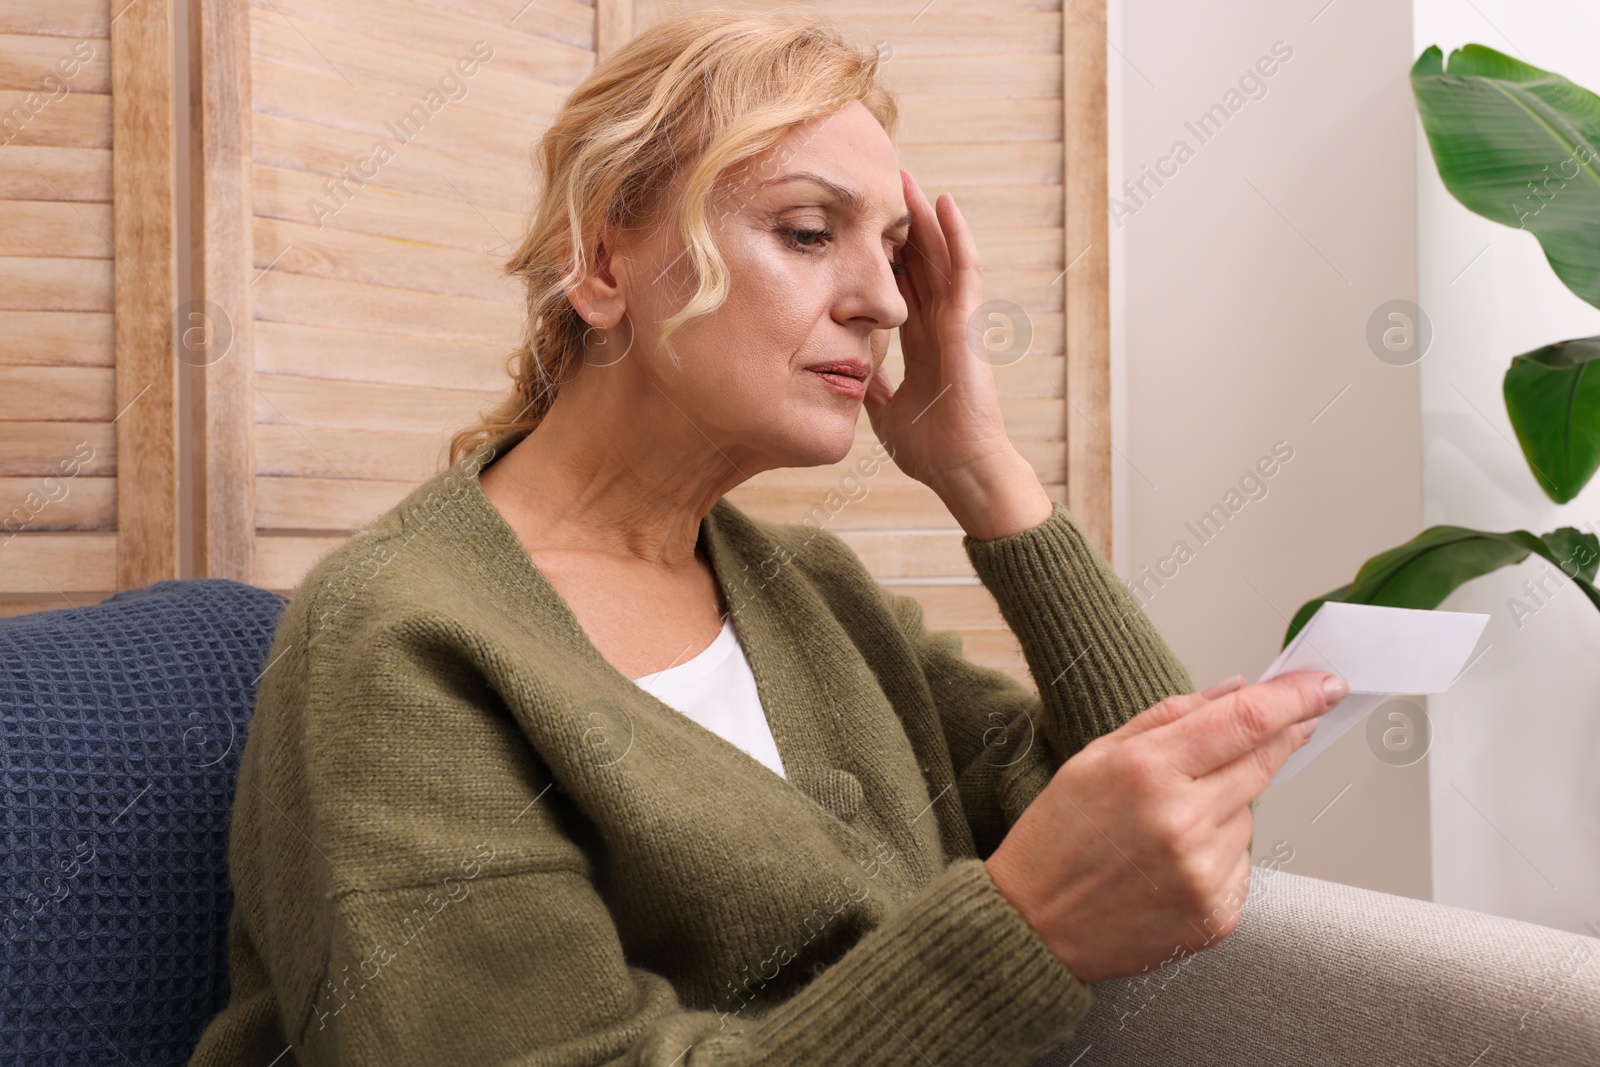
[1255,601,1490,784]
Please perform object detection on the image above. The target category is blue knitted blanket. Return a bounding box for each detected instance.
[0,579,288,1067]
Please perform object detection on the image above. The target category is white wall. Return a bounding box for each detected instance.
[1414,0,1600,936]
[1109,0,1429,898]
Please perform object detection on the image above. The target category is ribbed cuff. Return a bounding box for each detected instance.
[754,858,1092,1067]
[963,501,1195,749]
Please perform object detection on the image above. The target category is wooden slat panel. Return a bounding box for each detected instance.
[844,12,1061,55]
[877,53,1061,99]
[251,111,535,216]
[961,227,1064,271]
[0,34,111,93]
[895,97,1060,144]
[112,0,180,588]
[0,532,116,592]
[999,312,1064,357]
[248,59,547,169]
[251,162,525,251]
[0,422,113,476]
[415,0,595,51]
[193,0,258,581]
[252,215,520,303]
[0,88,110,146]
[899,141,1061,185]
[248,0,594,86]
[254,373,497,433]
[1064,0,1112,558]
[837,530,975,580]
[0,366,114,419]
[630,0,1066,29]
[915,183,1061,229]
[252,270,522,344]
[256,424,453,481]
[0,256,112,310]
[0,310,113,365]
[255,321,509,390]
[0,591,116,618]
[0,145,111,199]
[963,268,1064,311]
[248,14,568,123]
[0,1,107,40]
[595,0,630,58]
[255,474,415,532]
[0,199,115,256]
[0,475,115,529]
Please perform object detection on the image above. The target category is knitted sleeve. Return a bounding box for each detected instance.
[873,500,1197,857]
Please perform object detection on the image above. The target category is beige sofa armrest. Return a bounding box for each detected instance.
[1029,864,1600,1066]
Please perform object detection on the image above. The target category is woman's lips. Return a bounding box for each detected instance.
[807,368,867,399]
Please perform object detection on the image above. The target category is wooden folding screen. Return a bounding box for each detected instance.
[190,0,592,588]
[0,0,180,616]
[5,0,1108,685]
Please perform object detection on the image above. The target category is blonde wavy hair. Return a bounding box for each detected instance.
[447,6,899,468]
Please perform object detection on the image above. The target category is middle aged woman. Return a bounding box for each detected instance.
[188,10,1346,1067]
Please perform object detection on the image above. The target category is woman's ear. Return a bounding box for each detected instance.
[566,234,627,328]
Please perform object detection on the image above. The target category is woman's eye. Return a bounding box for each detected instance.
[784,227,832,251]
[783,226,906,276]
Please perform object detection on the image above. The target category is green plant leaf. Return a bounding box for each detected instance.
[1504,335,1600,503]
[1283,524,1600,647]
[1412,44,1600,310]
[1540,525,1600,583]
[1284,582,1352,647]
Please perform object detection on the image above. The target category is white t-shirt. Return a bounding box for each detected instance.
[630,617,787,781]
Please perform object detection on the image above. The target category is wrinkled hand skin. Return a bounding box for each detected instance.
[985,671,1342,984]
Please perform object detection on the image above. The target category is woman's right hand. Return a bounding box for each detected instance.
[983,670,1349,984]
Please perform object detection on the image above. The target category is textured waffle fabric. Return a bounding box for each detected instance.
[0,579,288,1067]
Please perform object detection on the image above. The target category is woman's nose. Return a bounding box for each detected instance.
[842,242,908,332]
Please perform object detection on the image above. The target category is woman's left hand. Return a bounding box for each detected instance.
[863,168,1054,541]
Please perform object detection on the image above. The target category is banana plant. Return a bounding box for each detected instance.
[1505,337,1600,504]
[1286,45,1600,645]
[1286,526,1600,645]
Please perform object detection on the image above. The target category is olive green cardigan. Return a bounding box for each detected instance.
[188,426,1194,1067]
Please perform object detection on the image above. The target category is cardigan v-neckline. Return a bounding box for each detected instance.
[461,427,859,829]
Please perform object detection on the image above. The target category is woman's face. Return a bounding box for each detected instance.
[604,100,911,474]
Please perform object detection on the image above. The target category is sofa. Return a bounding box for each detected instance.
[1,579,1595,1066]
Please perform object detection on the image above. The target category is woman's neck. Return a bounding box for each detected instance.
[476,369,757,570]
